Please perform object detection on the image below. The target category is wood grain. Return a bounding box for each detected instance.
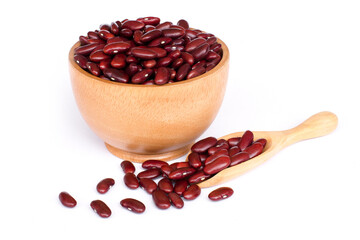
[69,39,230,162]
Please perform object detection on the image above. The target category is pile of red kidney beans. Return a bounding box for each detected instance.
[59,130,266,218]
[73,17,223,85]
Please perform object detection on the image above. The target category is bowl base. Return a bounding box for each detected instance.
[105,143,192,163]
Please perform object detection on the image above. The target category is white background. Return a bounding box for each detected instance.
[1,0,359,239]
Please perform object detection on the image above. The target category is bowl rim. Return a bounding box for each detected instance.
[69,37,229,88]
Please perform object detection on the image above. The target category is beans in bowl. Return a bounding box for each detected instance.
[73,17,223,85]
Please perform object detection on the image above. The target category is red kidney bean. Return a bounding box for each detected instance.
[59,192,77,208]
[100,24,111,31]
[162,28,185,38]
[120,28,133,38]
[147,37,172,47]
[154,67,169,85]
[206,57,221,70]
[204,149,229,165]
[208,142,230,155]
[152,189,171,209]
[74,54,88,69]
[124,172,140,189]
[122,20,145,31]
[149,47,167,58]
[131,68,153,84]
[74,43,100,56]
[144,25,156,32]
[140,29,162,42]
[206,50,221,61]
[107,36,128,44]
[137,16,161,26]
[171,58,183,69]
[168,192,184,209]
[89,50,111,62]
[88,38,105,45]
[230,152,250,166]
[139,178,157,194]
[103,68,129,83]
[98,30,115,40]
[228,137,242,147]
[206,36,217,45]
[191,43,210,61]
[160,165,173,176]
[103,42,131,55]
[133,30,143,45]
[86,62,101,76]
[88,31,100,39]
[181,52,195,66]
[157,56,173,67]
[131,47,157,60]
[243,142,264,158]
[192,60,206,70]
[155,21,172,30]
[188,152,202,169]
[90,200,111,218]
[115,20,122,28]
[169,69,176,80]
[187,66,206,79]
[158,177,173,193]
[185,29,198,39]
[183,184,201,200]
[164,45,185,52]
[176,63,191,81]
[177,19,189,29]
[254,138,267,147]
[79,35,90,45]
[197,154,207,162]
[174,179,189,195]
[169,167,196,180]
[176,162,190,169]
[185,38,206,52]
[217,139,227,145]
[239,130,254,151]
[170,25,185,31]
[91,44,106,54]
[110,22,120,35]
[210,42,222,53]
[191,137,217,153]
[142,59,157,68]
[142,160,169,169]
[111,53,126,69]
[120,160,135,174]
[197,33,214,39]
[172,38,185,46]
[137,168,161,179]
[188,170,211,184]
[96,178,115,194]
[208,187,234,201]
[143,79,154,85]
[203,156,231,175]
[126,55,138,63]
[168,49,181,59]
[228,146,240,157]
[126,63,141,76]
[120,198,146,213]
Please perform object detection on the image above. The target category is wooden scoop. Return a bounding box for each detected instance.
[197,111,338,188]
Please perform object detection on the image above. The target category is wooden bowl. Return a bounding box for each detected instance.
[68,39,229,162]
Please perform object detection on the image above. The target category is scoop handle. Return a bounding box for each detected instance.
[284,111,338,146]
